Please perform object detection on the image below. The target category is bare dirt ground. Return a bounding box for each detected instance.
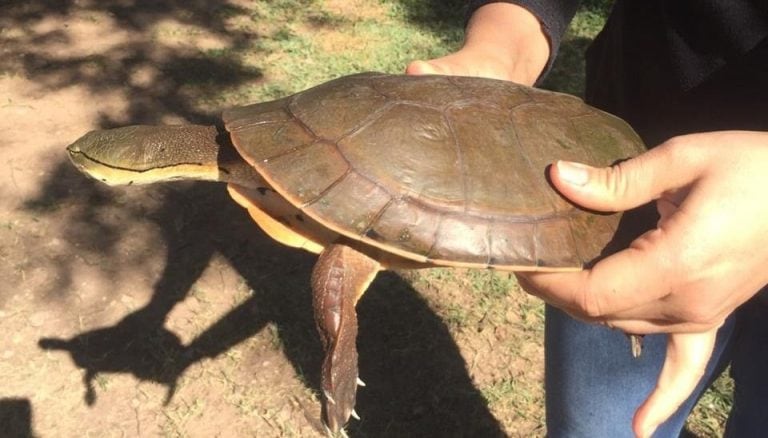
[1,1,544,437]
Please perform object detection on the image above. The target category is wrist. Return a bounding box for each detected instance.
[463,3,550,85]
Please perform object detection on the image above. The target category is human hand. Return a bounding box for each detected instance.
[518,130,768,436]
[405,3,549,85]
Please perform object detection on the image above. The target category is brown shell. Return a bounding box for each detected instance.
[223,73,646,270]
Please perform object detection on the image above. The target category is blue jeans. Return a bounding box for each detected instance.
[545,288,768,437]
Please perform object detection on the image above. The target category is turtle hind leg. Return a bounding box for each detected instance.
[311,242,381,433]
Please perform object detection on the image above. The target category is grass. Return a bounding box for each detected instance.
[155,0,466,107]
[171,0,731,435]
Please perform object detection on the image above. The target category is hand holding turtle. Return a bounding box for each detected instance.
[406,3,549,86]
[518,130,768,436]
[520,131,768,335]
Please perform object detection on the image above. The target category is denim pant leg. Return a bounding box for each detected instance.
[725,288,768,436]
[544,305,736,438]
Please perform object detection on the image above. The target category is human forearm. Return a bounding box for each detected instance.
[406,3,550,84]
[462,3,551,84]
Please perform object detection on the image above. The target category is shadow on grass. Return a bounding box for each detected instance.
[542,36,594,96]
[389,0,467,29]
[387,0,466,52]
[7,1,505,435]
[0,0,261,125]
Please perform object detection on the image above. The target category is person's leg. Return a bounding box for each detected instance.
[724,288,768,436]
[545,305,736,437]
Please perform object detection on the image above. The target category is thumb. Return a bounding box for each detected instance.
[632,329,718,438]
[550,143,698,212]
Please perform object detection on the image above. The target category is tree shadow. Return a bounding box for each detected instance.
[388,0,467,30]
[0,0,260,126]
[6,1,505,435]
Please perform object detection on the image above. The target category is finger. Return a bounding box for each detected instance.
[603,318,715,335]
[521,232,673,317]
[604,287,732,333]
[632,329,718,438]
[656,197,678,221]
[405,60,442,76]
[550,141,703,213]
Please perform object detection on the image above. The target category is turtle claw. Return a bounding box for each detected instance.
[322,423,349,438]
[321,370,359,434]
[356,377,366,387]
[630,334,644,358]
[350,409,360,421]
[318,312,360,433]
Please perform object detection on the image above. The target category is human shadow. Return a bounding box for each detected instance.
[35,175,321,406]
[0,398,34,438]
[32,165,505,436]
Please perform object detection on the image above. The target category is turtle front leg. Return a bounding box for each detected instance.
[311,242,381,434]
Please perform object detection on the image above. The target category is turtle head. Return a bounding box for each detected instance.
[67,127,147,186]
[66,125,223,186]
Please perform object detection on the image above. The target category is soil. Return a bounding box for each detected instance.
[0,2,544,437]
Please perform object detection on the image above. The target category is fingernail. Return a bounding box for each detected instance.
[556,160,590,186]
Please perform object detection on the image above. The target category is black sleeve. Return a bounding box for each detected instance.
[466,1,581,78]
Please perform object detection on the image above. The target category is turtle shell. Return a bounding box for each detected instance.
[222,73,646,270]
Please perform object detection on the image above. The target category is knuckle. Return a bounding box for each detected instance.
[659,135,702,166]
[691,300,723,325]
[664,293,720,326]
[579,288,606,318]
[659,135,691,155]
[601,154,652,206]
[678,306,718,326]
[659,252,720,325]
[665,243,700,275]
[603,161,631,200]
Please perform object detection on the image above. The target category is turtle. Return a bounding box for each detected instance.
[67,72,652,434]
